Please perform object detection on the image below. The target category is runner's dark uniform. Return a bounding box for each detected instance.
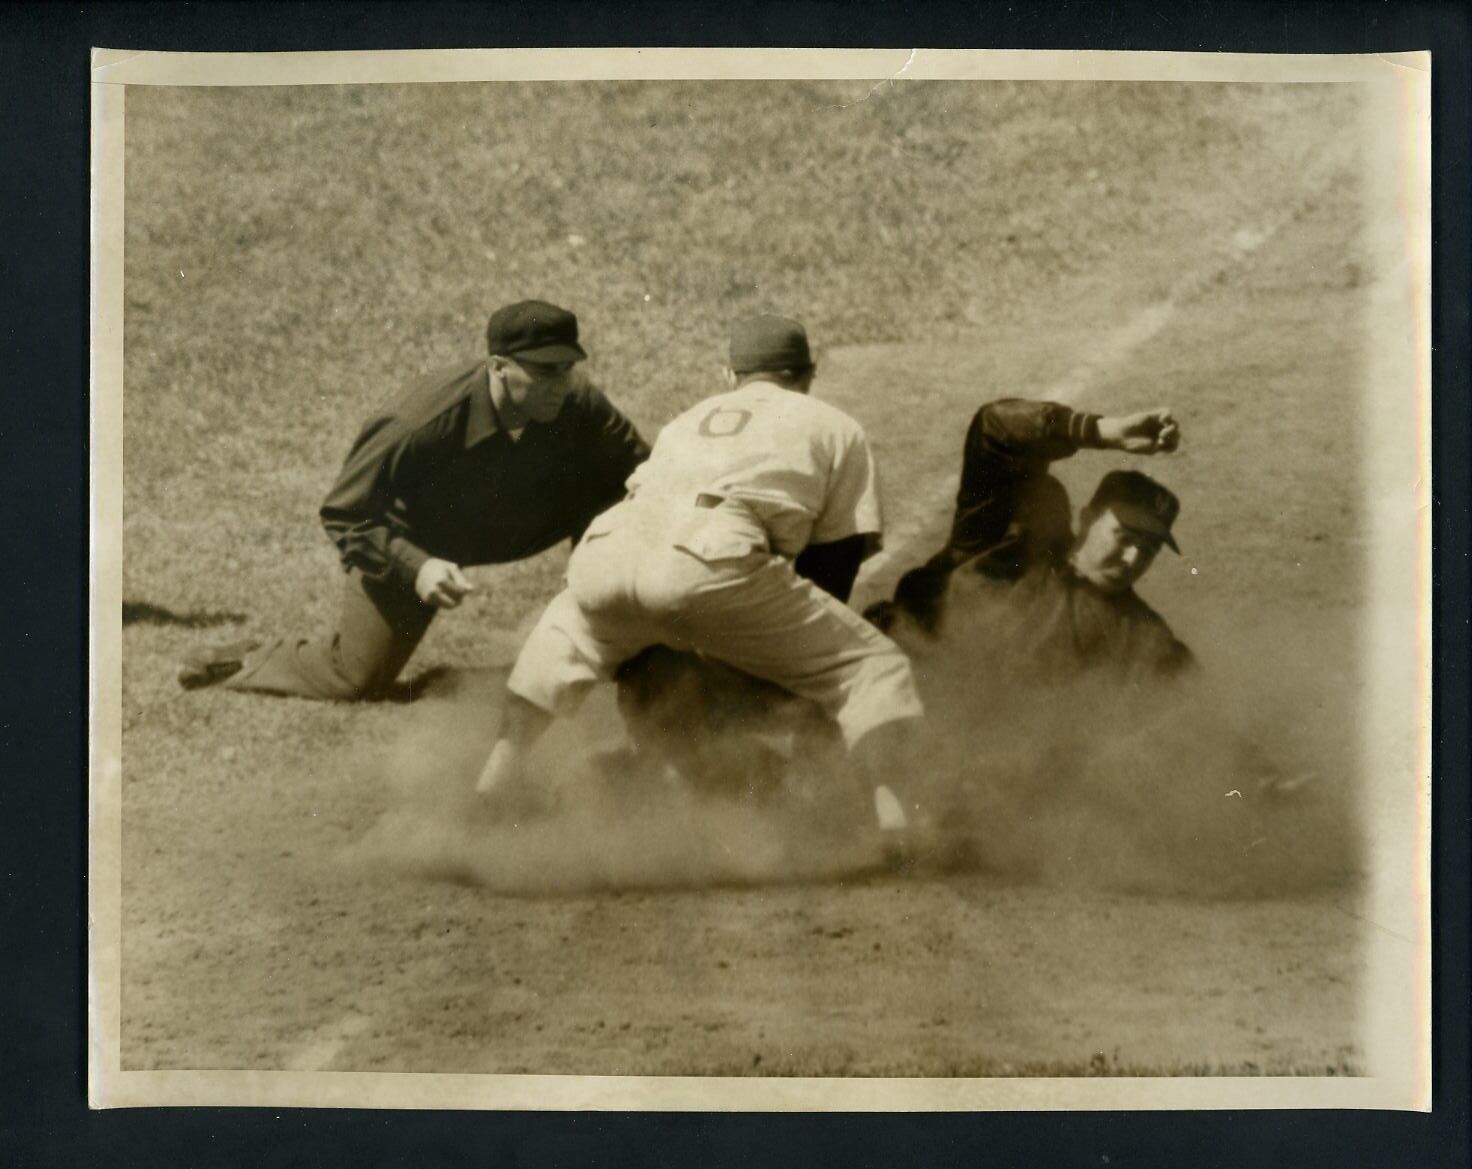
[871,398,1192,682]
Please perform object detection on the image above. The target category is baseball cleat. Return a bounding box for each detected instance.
[177,640,261,690]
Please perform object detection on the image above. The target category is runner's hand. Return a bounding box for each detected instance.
[1098,408,1180,454]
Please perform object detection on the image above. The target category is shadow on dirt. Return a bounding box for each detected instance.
[123,600,247,628]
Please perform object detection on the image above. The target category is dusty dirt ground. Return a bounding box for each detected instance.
[116,82,1377,1077]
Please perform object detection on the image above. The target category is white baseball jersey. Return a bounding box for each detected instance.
[622,380,884,558]
[510,378,921,741]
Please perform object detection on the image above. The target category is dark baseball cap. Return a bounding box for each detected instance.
[1089,469,1181,553]
[486,300,588,363]
[729,314,813,373]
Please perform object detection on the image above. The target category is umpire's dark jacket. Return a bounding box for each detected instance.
[320,359,650,592]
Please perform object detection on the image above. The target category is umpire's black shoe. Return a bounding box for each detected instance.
[177,640,261,690]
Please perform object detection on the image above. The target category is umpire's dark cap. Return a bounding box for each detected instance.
[487,300,588,362]
[1088,470,1181,553]
[729,314,813,373]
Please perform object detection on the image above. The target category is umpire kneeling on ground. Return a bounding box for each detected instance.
[179,300,651,700]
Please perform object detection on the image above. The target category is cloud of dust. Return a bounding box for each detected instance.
[904,600,1365,898]
[348,672,885,897]
[348,601,1363,900]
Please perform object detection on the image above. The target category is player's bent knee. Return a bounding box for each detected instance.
[329,647,404,701]
[832,650,924,749]
[337,668,400,702]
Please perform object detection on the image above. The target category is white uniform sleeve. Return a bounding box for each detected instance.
[810,424,884,546]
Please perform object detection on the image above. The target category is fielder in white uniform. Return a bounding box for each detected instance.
[475,315,925,826]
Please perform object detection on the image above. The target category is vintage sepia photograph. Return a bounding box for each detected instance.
[90,49,1430,1111]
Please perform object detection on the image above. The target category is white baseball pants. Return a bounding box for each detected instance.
[507,501,923,748]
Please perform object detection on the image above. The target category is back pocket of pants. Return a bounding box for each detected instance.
[671,512,764,563]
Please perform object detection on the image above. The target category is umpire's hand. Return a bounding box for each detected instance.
[415,558,477,608]
[1098,408,1180,455]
